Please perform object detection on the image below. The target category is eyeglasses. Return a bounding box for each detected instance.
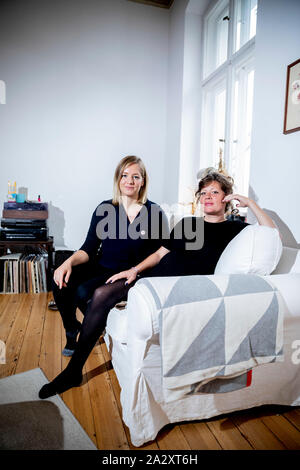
[199,190,220,198]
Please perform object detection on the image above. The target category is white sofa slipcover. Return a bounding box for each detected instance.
[104,246,300,447]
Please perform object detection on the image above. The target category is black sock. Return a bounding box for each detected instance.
[39,363,83,399]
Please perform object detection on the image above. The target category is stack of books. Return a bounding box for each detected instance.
[0,252,48,294]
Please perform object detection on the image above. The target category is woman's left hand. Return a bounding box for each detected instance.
[222,193,252,208]
[106,268,138,285]
[222,193,277,229]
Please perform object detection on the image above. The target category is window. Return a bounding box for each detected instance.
[200,0,257,197]
[234,0,257,52]
[230,55,254,196]
[201,75,227,170]
[203,0,229,78]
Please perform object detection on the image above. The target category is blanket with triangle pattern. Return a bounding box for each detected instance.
[138,274,286,403]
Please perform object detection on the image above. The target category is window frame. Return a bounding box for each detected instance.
[203,0,230,79]
[200,0,256,195]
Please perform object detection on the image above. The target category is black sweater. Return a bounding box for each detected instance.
[79,199,169,272]
[146,217,249,277]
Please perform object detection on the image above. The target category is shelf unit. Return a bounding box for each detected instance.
[0,237,54,292]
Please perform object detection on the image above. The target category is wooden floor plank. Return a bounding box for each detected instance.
[180,421,222,450]
[60,312,98,447]
[284,408,300,431]
[15,293,48,374]
[230,410,286,450]
[0,293,11,318]
[100,337,138,449]
[0,293,27,345]
[261,414,300,449]
[0,294,34,378]
[39,296,63,381]
[206,416,253,450]
[84,341,129,450]
[100,338,159,450]
[156,425,191,450]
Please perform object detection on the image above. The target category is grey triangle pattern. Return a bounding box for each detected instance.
[164,276,222,308]
[192,371,249,394]
[227,293,279,365]
[138,278,162,309]
[164,299,226,377]
[224,274,275,297]
[215,366,226,377]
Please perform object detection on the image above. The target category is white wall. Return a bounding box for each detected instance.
[165,0,211,208]
[162,0,189,205]
[2,0,299,250]
[0,0,169,250]
[177,0,210,207]
[249,0,300,247]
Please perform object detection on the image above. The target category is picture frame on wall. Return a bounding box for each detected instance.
[283,58,300,134]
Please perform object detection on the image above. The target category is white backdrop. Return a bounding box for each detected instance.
[0,0,169,249]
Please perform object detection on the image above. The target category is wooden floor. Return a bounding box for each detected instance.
[1,292,300,450]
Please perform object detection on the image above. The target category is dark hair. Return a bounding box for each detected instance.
[195,170,235,214]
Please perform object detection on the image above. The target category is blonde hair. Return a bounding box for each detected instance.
[112,155,148,205]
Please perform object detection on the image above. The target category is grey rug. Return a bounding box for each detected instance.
[0,368,97,450]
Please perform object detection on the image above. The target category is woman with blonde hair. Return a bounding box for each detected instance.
[39,155,168,398]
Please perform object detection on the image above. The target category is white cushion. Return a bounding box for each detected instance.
[214,224,282,275]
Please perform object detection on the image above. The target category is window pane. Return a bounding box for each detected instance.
[216,6,229,68]
[249,0,257,39]
[229,62,254,196]
[204,0,229,78]
[234,0,257,53]
[201,79,227,170]
[213,89,226,168]
[230,80,239,183]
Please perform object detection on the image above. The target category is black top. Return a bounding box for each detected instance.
[79,199,169,272]
[145,217,249,277]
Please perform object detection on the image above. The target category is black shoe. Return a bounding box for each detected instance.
[62,323,81,357]
[39,368,83,399]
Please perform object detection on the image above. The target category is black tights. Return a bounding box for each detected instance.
[39,279,133,397]
[52,262,117,333]
[70,279,132,371]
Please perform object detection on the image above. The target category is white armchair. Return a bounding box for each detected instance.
[104,245,300,447]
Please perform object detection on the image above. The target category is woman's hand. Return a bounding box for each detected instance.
[222,193,277,228]
[53,260,72,289]
[106,267,138,286]
[222,193,251,208]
